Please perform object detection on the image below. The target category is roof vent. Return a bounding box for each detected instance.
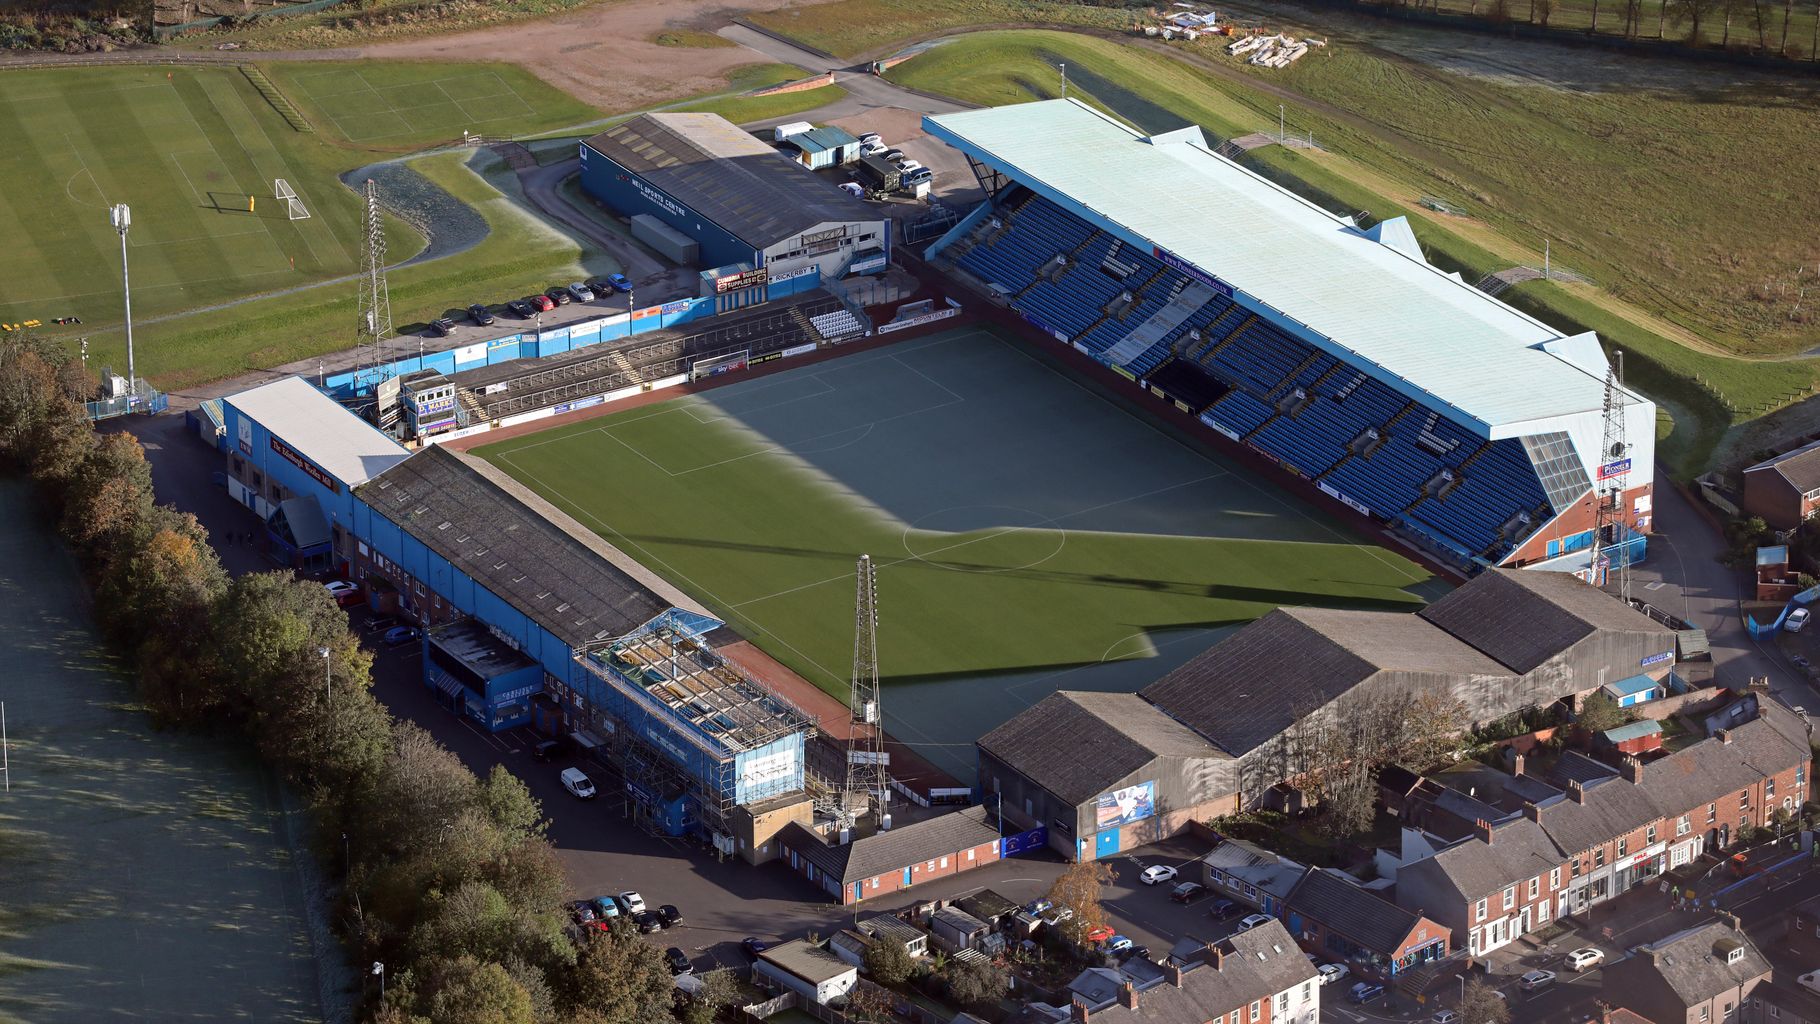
[412,504,430,515]
[536,591,552,601]
[437,521,452,531]
[556,603,572,613]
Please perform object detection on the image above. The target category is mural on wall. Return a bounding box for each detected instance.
[1095,780,1156,830]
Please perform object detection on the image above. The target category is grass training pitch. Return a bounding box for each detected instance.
[267,61,599,148]
[477,328,1438,708]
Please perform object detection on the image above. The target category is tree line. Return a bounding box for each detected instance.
[0,332,727,1023]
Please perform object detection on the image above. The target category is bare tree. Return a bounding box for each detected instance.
[1666,0,1723,41]
[1537,0,1557,26]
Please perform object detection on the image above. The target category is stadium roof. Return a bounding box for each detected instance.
[223,376,408,487]
[923,100,1628,431]
[582,113,877,251]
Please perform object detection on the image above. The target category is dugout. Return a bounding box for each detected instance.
[579,112,889,285]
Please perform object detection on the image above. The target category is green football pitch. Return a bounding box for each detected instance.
[0,64,373,331]
[477,328,1442,706]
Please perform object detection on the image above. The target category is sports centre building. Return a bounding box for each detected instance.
[921,100,1655,575]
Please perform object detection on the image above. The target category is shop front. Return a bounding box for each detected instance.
[1613,842,1668,891]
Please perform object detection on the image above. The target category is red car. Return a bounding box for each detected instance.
[1084,925,1116,944]
[530,293,555,312]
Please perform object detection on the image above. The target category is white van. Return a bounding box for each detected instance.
[903,167,933,187]
[560,767,596,799]
[772,121,813,143]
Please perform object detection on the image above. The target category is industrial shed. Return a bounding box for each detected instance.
[777,805,1003,904]
[578,112,889,283]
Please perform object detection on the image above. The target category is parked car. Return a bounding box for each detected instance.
[1565,947,1605,972]
[1105,935,1133,954]
[1170,882,1206,903]
[1235,914,1273,933]
[1433,1011,1459,1024]
[531,293,556,312]
[1140,864,1178,885]
[428,317,455,337]
[631,910,662,933]
[1025,898,1054,916]
[858,141,887,157]
[882,149,905,162]
[531,737,567,762]
[544,287,572,306]
[1518,969,1556,991]
[362,614,397,633]
[382,625,420,647]
[607,273,632,292]
[590,896,620,918]
[566,282,596,303]
[664,947,693,975]
[1128,945,1150,963]
[324,580,361,606]
[1317,963,1349,986]
[565,900,609,932]
[507,298,535,318]
[838,182,865,198]
[1789,607,1811,632]
[1040,906,1074,926]
[741,937,771,959]
[856,132,882,146]
[895,158,923,173]
[1801,970,1820,994]
[560,767,596,799]
[1084,925,1116,945]
[467,303,495,326]
[1347,982,1384,1004]
[616,891,647,915]
[1209,898,1238,920]
[657,905,682,927]
[903,167,933,187]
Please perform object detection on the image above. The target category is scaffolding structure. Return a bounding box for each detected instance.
[844,555,890,817]
[576,611,814,839]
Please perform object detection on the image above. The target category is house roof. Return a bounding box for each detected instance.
[1628,921,1771,1007]
[931,906,991,935]
[1401,815,1564,902]
[777,805,1001,885]
[1286,868,1435,957]
[1744,438,1820,494]
[857,915,925,948]
[977,691,1223,805]
[223,376,409,488]
[1203,839,1307,900]
[786,125,859,154]
[1070,919,1318,1024]
[1638,702,1810,817]
[1757,981,1820,1020]
[1142,608,1504,757]
[954,889,1021,924]
[758,939,856,985]
[1534,778,1664,858]
[581,113,876,251]
[1419,568,1672,673]
[355,446,689,648]
[1547,750,1620,789]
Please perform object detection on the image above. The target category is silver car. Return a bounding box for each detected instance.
[566,281,596,303]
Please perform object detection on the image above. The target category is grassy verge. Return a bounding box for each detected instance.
[114,151,604,391]
[671,82,848,124]
[885,29,1820,476]
[174,0,603,51]
[652,29,735,48]
[747,0,1133,58]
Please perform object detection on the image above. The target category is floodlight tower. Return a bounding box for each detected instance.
[844,555,889,820]
[1590,352,1633,602]
[353,179,393,392]
[110,204,135,397]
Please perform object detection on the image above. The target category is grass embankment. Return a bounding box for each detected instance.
[747,0,1135,58]
[174,0,600,51]
[108,151,608,391]
[264,60,602,150]
[886,29,1820,475]
[652,29,736,48]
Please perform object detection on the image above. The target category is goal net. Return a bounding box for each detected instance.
[274,178,310,221]
[689,350,749,382]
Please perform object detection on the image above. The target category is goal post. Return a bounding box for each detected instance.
[274,178,310,221]
[689,350,750,382]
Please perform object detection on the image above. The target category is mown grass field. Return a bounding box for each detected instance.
[0,64,405,335]
[476,328,1436,701]
[884,29,1820,475]
[265,60,599,149]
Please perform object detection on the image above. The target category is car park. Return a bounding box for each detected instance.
[428,317,455,337]
[544,287,571,306]
[1139,864,1178,885]
[467,303,495,326]
[741,937,771,959]
[1348,982,1384,1003]
[1210,898,1238,919]
[1566,947,1604,972]
[531,293,557,312]
[1519,969,1556,991]
[658,905,682,927]
[1789,608,1811,632]
[1235,914,1273,932]
[1317,963,1348,985]
[507,299,535,318]
[382,625,420,647]
[664,947,693,975]
[566,282,595,303]
[1170,882,1206,903]
[616,891,647,915]
[560,767,596,799]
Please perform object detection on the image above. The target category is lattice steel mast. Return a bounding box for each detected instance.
[354,179,392,395]
[1591,352,1633,602]
[844,555,889,817]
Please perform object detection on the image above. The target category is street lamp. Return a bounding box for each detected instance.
[372,961,385,1000]
[319,646,332,703]
[109,204,136,397]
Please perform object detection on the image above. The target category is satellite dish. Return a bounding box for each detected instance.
[1609,442,1627,458]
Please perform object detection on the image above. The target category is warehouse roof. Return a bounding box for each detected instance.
[785,125,859,155]
[224,376,408,487]
[778,805,1001,885]
[1419,568,1671,673]
[978,691,1224,805]
[355,445,705,648]
[582,112,877,250]
[924,100,1642,431]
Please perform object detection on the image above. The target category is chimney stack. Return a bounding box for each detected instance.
[1717,728,1733,745]
[1511,753,1527,777]
[1621,757,1643,784]
[1567,781,1586,804]
[1475,818,1494,844]
[1204,944,1224,971]
[1118,981,1139,1009]
[1163,962,1185,987]
[1071,995,1092,1023]
[1523,801,1540,822]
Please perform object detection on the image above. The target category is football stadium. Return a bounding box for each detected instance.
[215,99,1659,861]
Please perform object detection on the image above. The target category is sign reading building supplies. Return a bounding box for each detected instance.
[1095,780,1156,831]
[714,267,770,294]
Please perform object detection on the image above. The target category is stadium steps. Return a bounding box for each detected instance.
[455,387,487,425]
[1104,279,1219,367]
[240,66,314,133]
[609,347,645,387]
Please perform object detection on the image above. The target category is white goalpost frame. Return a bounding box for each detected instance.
[274,178,310,221]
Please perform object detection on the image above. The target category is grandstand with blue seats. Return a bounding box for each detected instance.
[921,99,1655,574]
